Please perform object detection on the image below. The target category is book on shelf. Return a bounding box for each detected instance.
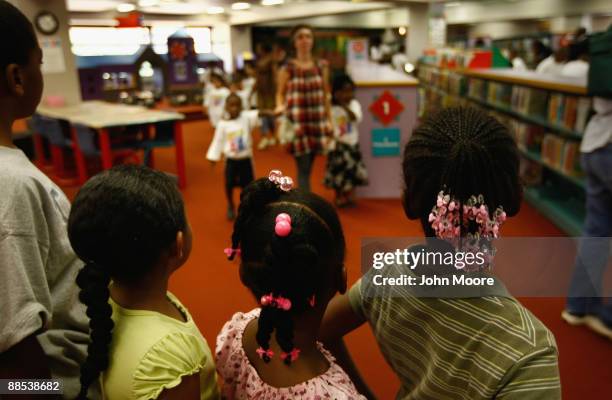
[574,97,592,133]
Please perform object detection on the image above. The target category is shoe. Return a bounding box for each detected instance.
[227,207,235,221]
[585,315,612,341]
[257,137,269,150]
[561,309,588,326]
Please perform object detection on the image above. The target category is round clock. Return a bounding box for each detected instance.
[35,11,59,35]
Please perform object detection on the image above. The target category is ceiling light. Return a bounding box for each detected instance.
[138,0,158,7]
[117,3,136,12]
[446,2,461,7]
[262,0,284,5]
[206,6,225,14]
[231,2,251,11]
[398,26,407,35]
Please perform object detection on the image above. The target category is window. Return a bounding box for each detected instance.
[70,27,149,56]
[70,26,212,56]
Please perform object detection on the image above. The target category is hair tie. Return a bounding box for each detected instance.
[280,348,301,363]
[223,247,241,259]
[268,169,293,192]
[260,293,292,311]
[256,347,274,362]
[275,212,292,237]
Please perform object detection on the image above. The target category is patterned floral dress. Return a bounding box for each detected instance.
[215,308,367,400]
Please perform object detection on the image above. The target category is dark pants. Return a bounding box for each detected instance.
[295,153,315,192]
[567,144,612,323]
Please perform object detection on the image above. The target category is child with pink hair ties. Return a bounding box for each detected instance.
[215,170,367,399]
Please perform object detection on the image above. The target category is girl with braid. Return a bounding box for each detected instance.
[320,108,561,399]
[68,165,219,400]
[215,170,366,399]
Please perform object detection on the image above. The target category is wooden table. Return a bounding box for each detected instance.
[36,101,187,188]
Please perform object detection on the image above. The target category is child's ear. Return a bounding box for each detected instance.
[173,231,185,262]
[5,64,25,96]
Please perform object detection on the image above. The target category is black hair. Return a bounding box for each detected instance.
[331,73,355,105]
[568,38,589,61]
[260,42,273,54]
[68,165,187,399]
[289,24,314,52]
[402,107,521,236]
[210,72,227,87]
[0,1,38,72]
[229,178,345,365]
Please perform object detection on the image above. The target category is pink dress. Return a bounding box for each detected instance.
[215,308,366,400]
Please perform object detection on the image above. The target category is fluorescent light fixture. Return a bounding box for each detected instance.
[138,0,159,7]
[398,26,407,35]
[445,2,461,7]
[206,6,225,14]
[117,3,136,13]
[262,0,284,5]
[231,2,251,11]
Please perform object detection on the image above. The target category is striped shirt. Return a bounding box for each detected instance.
[349,265,561,399]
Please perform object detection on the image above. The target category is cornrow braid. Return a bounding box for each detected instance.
[75,262,113,400]
[231,177,345,366]
[402,107,521,234]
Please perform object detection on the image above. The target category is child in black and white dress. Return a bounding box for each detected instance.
[323,74,368,207]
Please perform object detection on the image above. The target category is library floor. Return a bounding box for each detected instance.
[60,119,612,399]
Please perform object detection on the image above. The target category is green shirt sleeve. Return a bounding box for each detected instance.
[347,279,365,319]
[494,346,561,399]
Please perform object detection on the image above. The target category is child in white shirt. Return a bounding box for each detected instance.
[206,93,259,220]
[204,72,230,128]
[323,74,368,207]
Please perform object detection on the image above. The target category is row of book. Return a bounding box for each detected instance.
[548,94,591,132]
[508,120,582,176]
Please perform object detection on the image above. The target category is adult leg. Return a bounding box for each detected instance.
[295,153,315,192]
[566,145,612,322]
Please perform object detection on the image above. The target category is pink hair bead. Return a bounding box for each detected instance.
[278,176,293,192]
[268,169,282,182]
[275,220,291,237]
[275,213,291,224]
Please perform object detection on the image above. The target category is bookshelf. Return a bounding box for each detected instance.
[418,64,590,236]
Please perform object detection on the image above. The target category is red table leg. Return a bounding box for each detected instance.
[147,124,155,168]
[99,128,112,169]
[173,121,186,189]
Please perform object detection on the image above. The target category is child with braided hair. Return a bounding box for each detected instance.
[215,170,366,399]
[320,107,561,399]
[68,165,219,400]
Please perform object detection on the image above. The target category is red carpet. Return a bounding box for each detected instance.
[62,119,612,399]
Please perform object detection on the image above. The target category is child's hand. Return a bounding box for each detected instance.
[328,139,337,152]
[273,104,286,116]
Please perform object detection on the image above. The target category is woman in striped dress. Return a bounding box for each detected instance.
[275,24,332,192]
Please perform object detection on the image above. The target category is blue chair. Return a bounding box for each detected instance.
[71,124,142,184]
[140,121,176,167]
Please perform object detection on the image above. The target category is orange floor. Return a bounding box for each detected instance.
[61,119,612,399]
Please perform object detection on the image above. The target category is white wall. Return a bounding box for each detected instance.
[11,0,82,104]
[446,0,612,24]
[259,8,410,28]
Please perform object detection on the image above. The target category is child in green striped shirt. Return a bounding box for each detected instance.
[320,107,561,399]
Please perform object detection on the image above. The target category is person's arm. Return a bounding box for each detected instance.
[275,66,289,115]
[206,124,225,162]
[494,347,561,399]
[319,292,375,399]
[321,62,332,121]
[0,183,54,379]
[156,372,200,400]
